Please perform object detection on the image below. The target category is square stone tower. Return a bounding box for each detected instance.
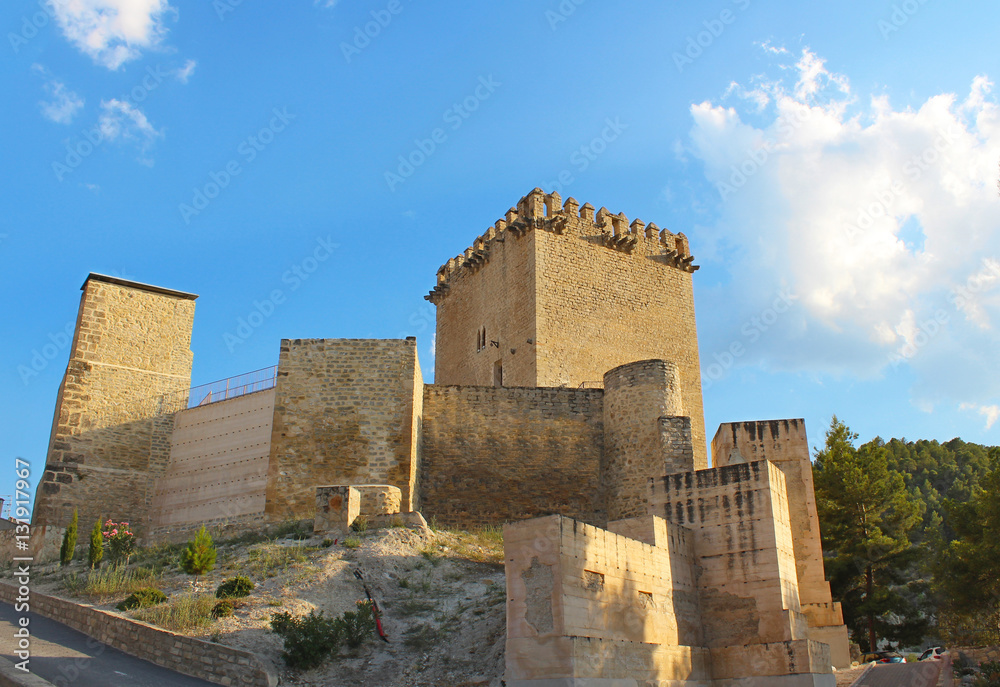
[32,274,197,533]
[428,188,707,467]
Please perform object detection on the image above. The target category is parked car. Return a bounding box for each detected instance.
[863,651,906,663]
[919,647,947,661]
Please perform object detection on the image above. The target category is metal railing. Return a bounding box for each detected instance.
[183,366,279,408]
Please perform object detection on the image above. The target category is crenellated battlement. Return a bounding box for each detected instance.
[425,188,698,303]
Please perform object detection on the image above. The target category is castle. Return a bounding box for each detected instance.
[32,188,850,685]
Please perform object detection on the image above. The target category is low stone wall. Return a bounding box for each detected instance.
[0,584,276,687]
[0,656,54,686]
[951,645,1000,666]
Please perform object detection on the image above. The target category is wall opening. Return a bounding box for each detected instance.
[493,360,503,387]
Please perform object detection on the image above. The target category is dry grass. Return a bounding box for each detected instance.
[135,593,215,632]
[63,565,161,601]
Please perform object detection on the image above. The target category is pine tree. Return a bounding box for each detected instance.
[88,518,104,569]
[813,416,922,652]
[59,509,78,566]
[180,526,217,576]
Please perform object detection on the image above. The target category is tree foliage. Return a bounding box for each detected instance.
[813,416,923,652]
[180,526,217,576]
[60,509,78,566]
[88,518,103,569]
[932,449,1000,644]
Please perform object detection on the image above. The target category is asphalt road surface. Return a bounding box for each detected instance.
[851,660,944,687]
[0,602,219,686]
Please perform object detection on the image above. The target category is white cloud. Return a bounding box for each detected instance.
[32,65,84,124]
[960,402,1000,429]
[175,58,196,83]
[48,0,175,70]
[685,48,1000,409]
[98,98,162,163]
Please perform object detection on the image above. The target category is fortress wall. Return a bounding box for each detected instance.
[601,360,688,522]
[265,338,422,520]
[420,385,605,528]
[651,461,808,648]
[431,214,537,388]
[504,515,712,684]
[149,388,275,530]
[712,419,850,668]
[33,275,196,534]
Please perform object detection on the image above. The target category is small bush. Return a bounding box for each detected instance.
[65,565,161,600]
[340,600,376,649]
[270,601,377,669]
[247,543,314,578]
[181,526,217,576]
[350,516,369,534]
[321,538,334,547]
[216,575,254,599]
[211,599,234,619]
[88,518,103,569]
[116,587,167,611]
[343,537,361,549]
[136,593,215,632]
[60,509,78,566]
[271,610,343,670]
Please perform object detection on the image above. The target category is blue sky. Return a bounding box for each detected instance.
[3,0,999,515]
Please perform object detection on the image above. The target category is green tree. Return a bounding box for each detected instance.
[813,416,923,652]
[180,526,217,576]
[933,449,1000,644]
[88,518,104,569]
[59,509,78,566]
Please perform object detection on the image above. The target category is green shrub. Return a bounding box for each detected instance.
[270,601,377,669]
[350,516,369,534]
[211,599,234,619]
[88,518,103,569]
[270,610,343,670]
[216,575,254,599]
[65,565,162,600]
[60,509,78,566]
[340,600,376,649]
[321,538,334,547]
[180,526,216,576]
[116,587,167,611]
[343,537,361,549]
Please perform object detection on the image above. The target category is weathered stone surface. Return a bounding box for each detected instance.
[314,485,359,534]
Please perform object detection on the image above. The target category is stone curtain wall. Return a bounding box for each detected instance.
[420,385,605,528]
[149,389,275,531]
[33,275,196,534]
[427,189,706,467]
[0,584,276,687]
[265,339,423,520]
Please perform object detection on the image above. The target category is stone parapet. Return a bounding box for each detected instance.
[0,584,276,687]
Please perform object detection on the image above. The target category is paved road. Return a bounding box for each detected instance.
[0,602,218,686]
[852,661,943,687]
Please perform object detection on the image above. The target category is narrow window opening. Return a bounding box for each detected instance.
[493,360,503,387]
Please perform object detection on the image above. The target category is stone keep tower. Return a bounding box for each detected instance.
[428,188,707,467]
[33,274,197,532]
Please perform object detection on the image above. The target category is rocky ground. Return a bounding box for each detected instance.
[23,522,508,687]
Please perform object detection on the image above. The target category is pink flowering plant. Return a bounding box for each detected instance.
[102,519,136,565]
